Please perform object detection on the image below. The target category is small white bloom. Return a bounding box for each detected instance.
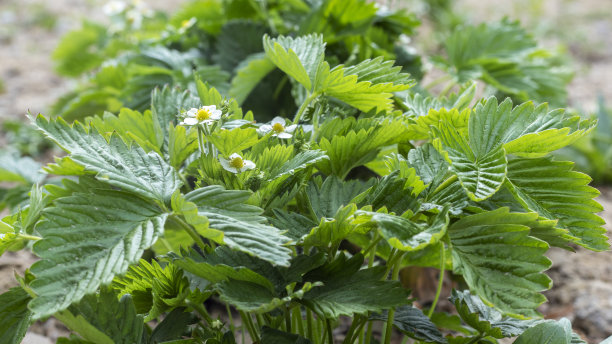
[125,9,143,29]
[0,233,5,240]
[219,153,256,174]
[258,116,297,139]
[180,105,223,126]
[103,1,127,16]
[178,17,197,34]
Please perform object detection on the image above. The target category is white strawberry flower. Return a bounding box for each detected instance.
[103,1,127,16]
[180,105,223,126]
[219,153,256,174]
[258,116,297,139]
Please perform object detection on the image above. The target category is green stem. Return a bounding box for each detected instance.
[465,334,484,344]
[293,92,319,124]
[439,79,457,97]
[424,74,453,91]
[285,306,292,333]
[428,244,446,318]
[170,215,208,251]
[226,304,235,331]
[326,319,334,344]
[367,232,380,268]
[186,299,212,325]
[342,316,362,344]
[382,252,405,344]
[293,306,305,336]
[197,126,207,171]
[431,174,457,196]
[306,308,314,341]
[309,102,324,143]
[239,311,259,342]
[17,234,41,241]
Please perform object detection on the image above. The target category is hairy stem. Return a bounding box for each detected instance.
[293,92,319,124]
[186,299,212,325]
[382,251,405,344]
[170,215,208,251]
[428,244,446,317]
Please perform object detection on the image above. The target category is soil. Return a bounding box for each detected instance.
[0,0,611,343]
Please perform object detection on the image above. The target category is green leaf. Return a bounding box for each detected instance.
[169,124,198,169]
[513,319,572,344]
[28,189,168,318]
[432,120,507,201]
[230,53,276,104]
[34,115,182,204]
[371,306,448,344]
[354,206,448,252]
[54,287,144,344]
[448,208,551,317]
[185,186,292,266]
[451,290,539,339]
[151,85,201,139]
[213,20,269,72]
[89,108,163,154]
[0,150,43,184]
[171,191,224,243]
[0,287,32,344]
[209,127,260,157]
[359,170,422,215]
[112,260,190,321]
[306,176,370,219]
[301,253,409,318]
[303,204,359,247]
[263,34,325,91]
[261,327,312,344]
[268,150,329,181]
[505,157,608,251]
[342,56,414,92]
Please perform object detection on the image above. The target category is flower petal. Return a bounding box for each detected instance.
[258,125,273,134]
[219,158,238,173]
[277,132,293,139]
[271,116,286,125]
[243,160,256,170]
[182,117,199,125]
[285,124,297,133]
[229,153,241,159]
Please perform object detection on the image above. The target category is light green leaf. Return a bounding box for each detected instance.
[448,208,551,317]
[513,319,572,344]
[263,34,325,91]
[229,53,276,105]
[168,124,198,169]
[28,189,168,318]
[354,206,448,252]
[185,186,292,266]
[0,287,32,344]
[303,204,359,247]
[209,127,260,157]
[33,115,181,204]
[151,85,201,139]
[405,107,469,140]
[359,170,422,215]
[505,157,608,251]
[341,56,414,92]
[89,108,163,154]
[54,288,144,344]
[268,150,328,181]
[432,120,507,201]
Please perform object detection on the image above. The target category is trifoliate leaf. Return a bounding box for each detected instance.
[371,306,448,344]
[451,290,540,339]
[263,34,325,91]
[306,175,370,219]
[33,115,182,204]
[301,253,409,318]
[185,186,292,266]
[354,206,448,252]
[405,107,469,140]
[28,189,168,318]
[54,288,144,344]
[505,157,608,251]
[448,208,551,317]
[0,287,32,344]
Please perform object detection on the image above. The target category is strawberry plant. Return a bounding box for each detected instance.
[0,1,609,344]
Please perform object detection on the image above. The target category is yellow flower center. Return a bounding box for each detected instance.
[229,156,245,169]
[181,19,190,28]
[196,108,212,121]
[272,122,285,133]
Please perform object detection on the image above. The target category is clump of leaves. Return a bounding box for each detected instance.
[0,28,608,344]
